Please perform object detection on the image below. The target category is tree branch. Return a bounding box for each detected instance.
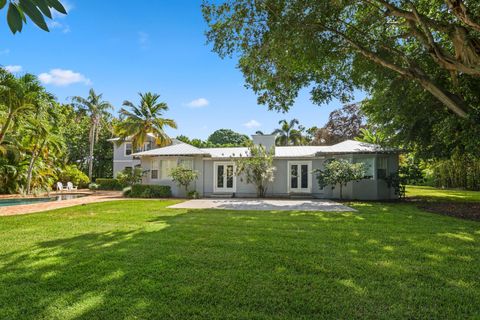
[445,0,480,32]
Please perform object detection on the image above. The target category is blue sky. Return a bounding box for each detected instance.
[1,0,364,139]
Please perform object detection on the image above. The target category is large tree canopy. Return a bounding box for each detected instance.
[203,0,480,120]
[207,129,250,145]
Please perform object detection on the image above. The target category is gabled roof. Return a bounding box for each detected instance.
[132,141,209,156]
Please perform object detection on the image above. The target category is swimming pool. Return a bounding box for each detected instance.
[0,194,87,207]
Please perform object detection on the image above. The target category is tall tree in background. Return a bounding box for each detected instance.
[272,119,305,146]
[115,92,177,150]
[313,104,365,145]
[71,89,113,180]
[207,129,249,146]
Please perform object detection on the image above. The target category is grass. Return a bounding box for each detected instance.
[0,199,479,319]
[407,185,480,202]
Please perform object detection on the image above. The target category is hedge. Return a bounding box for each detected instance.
[126,185,172,198]
[96,178,124,190]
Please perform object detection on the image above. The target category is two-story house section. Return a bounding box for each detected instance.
[108,133,157,176]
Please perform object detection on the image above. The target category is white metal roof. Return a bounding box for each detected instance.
[132,142,209,156]
[200,147,249,158]
[131,139,395,158]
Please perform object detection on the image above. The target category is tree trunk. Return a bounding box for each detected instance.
[88,123,96,181]
[339,184,343,200]
[26,145,40,195]
[0,110,14,145]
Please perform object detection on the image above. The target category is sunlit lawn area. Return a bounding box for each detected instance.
[407,185,480,202]
[0,198,479,319]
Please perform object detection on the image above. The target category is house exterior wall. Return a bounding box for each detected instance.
[137,152,399,200]
[112,137,156,177]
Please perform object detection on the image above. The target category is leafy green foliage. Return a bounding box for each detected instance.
[116,167,144,187]
[127,185,172,198]
[5,0,67,34]
[429,154,480,191]
[234,144,275,197]
[114,92,177,150]
[315,159,365,199]
[71,89,113,181]
[272,119,307,146]
[95,178,123,191]
[207,129,249,146]
[169,166,199,194]
[57,164,90,188]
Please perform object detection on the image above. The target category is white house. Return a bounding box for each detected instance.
[111,134,399,200]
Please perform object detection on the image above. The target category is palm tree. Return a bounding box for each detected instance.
[272,119,304,146]
[114,92,177,149]
[23,111,64,194]
[71,89,112,180]
[0,70,42,144]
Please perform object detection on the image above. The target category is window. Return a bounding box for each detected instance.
[377,157,388,179]
[160,160,177,179]
[178,159,194,169]
[125,143,132,156]
[144,141,152,151]
[354,157,374,179]
[151,159,159,180]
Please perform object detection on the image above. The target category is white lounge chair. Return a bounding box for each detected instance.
[67,182,77,191]
[56,182,64,192]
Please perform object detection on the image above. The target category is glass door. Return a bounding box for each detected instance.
[288,161,311,193]
[214,162,236,192]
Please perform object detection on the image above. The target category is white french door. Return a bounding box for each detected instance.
[214,162,236,193]
[288,161,312,193]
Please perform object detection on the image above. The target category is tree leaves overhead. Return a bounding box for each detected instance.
[6,0,66,34]
[203,0,480,119]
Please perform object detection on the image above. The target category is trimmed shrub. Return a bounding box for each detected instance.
[96,178,123,190]
[127,185,172,198]
[58,165,90,188]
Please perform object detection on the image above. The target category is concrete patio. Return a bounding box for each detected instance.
[168,198,356,212]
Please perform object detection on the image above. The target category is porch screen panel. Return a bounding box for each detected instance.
[291,165,298,188]
[217,165,224,188]
[301,165,308,188]
[226,165,234,188]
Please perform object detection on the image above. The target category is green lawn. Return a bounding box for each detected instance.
[0,199,479,319]
[407,185,480,202]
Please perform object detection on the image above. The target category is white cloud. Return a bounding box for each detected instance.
[5,65,22,73]
[38,69,91,86]
[186,98,209,108]
[244,119,261,128]
[48,20,71,33]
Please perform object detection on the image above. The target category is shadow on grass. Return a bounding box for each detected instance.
[0,206,479,319]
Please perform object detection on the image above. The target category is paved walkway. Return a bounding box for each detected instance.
[168,198,356,212]
[0,191,124,216]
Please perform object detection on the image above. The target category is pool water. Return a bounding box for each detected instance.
[0,194,87,207]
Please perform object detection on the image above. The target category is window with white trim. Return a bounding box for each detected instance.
[377,157,388,179]
[178,159,194,170]
[353,157,374,179]
[125,143,132,156]
[151,159,159,180]
[161,160,177,179]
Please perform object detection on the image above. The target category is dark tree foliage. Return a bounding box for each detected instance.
[207,129,250,146]
[313,104,365,145]
[203,0,480,156]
